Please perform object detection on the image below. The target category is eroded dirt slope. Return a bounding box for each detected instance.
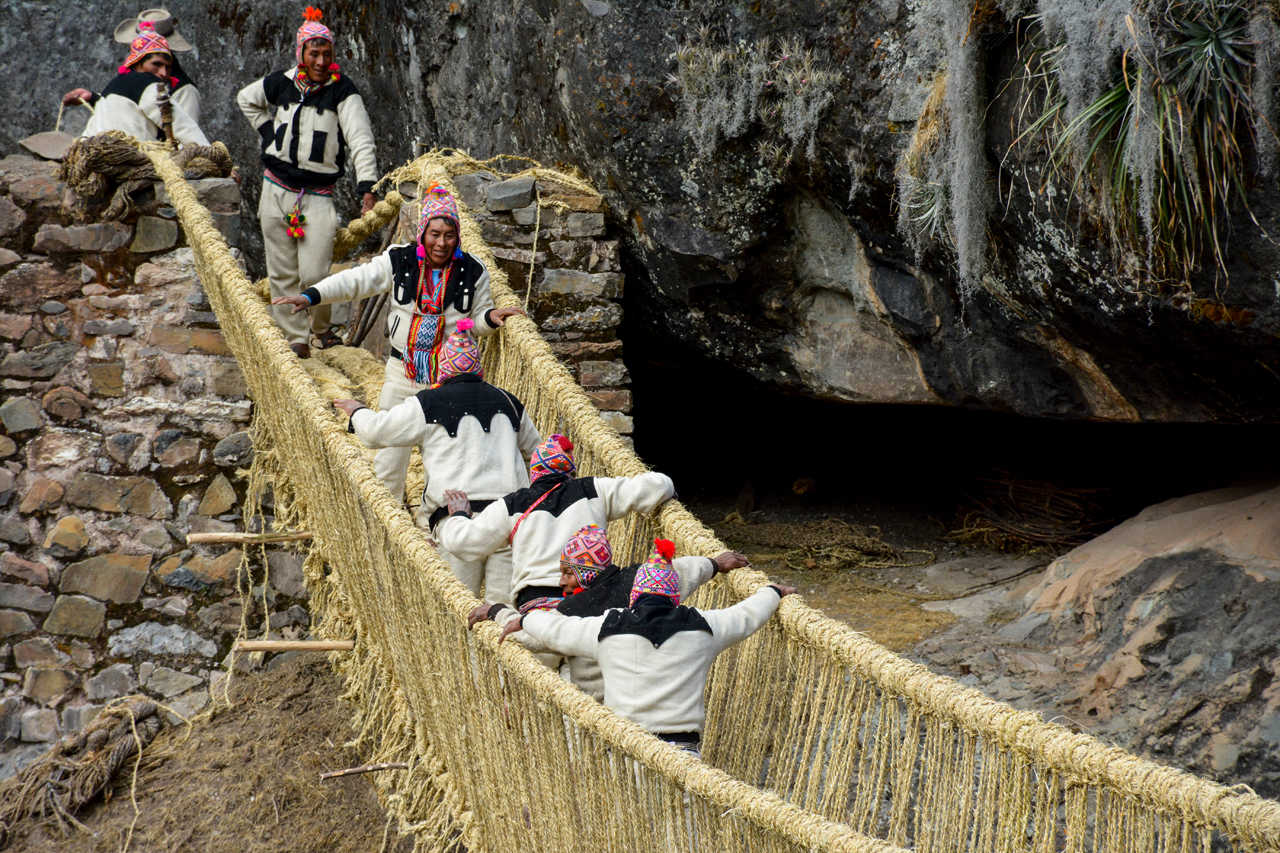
[7,658,413,853]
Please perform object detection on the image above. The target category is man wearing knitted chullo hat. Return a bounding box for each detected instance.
[243,6,381,359]
[470,523,751,701]
[275,182,525,501]
[438,435,676,671]
[516,538,795,757]
[73,21,209,147]
[332,321,541,603]
[64,9,205,132]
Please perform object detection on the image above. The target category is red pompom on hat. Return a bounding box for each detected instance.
[630,538,681,606]
[556,435,574,452]
[295,6,335,63]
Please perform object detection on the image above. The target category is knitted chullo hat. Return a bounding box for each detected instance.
[417,184,464,261]
[433,318,482,385]
[121,22,171,72]
[529,434,574,483]
[561,524,612,587]
[295,7,335,63]
[629,539,679,606]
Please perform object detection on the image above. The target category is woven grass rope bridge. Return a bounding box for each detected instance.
[140,141,1280,853]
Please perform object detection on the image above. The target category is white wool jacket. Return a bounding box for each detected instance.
[497,555,720,701]
[348,374,542,518]
[435,472,676,599]
[522,587,783,734]
[303,245,498,359]
[236,70,378,194]
[82,71,209,146]
[171,85,200,127]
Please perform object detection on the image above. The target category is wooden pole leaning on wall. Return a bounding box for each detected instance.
[233,640,354,652]
[186,531,312,545]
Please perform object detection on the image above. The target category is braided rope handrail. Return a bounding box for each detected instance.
[385,152,1280,852]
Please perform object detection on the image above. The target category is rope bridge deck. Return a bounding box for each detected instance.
[142,143,1280,853]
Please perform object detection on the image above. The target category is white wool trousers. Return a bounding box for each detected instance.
[260,179,336,346]
[380,357,514,605]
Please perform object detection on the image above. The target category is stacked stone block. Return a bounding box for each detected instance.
[0,155,309,778]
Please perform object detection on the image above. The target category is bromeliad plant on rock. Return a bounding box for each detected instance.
[1010,0,1276,287]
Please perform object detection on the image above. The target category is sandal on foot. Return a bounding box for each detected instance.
[290,342,311,359]
[313,330,344,350]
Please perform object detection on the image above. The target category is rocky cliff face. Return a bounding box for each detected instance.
[5,0,1277,421]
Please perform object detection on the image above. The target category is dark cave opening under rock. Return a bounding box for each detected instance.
[623,322,1280,545]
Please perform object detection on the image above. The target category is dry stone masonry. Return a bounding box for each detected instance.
[0,154,633,780]
[0,154,311,779]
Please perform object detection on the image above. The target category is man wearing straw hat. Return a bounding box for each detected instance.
[63,8,203,127]
[515,538,794,757]
[332,319,542,604]
[69,20,209,147]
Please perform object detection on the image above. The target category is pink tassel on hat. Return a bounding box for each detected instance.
[457,318,474,332]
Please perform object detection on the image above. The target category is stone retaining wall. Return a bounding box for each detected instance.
[0,155,308,778]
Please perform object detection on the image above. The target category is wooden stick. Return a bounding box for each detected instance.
[233,640,354,652]
[186,531,312,545]
[320,762,409,781]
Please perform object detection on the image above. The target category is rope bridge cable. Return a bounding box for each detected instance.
[144,140,1280,853]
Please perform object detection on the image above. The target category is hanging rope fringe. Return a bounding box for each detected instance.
[138,138,1280,853]
[524,183,542,312]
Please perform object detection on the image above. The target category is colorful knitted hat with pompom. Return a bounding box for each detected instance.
[629,539,679,606]
[529,434,574,483]
[121,22,171,72]
[416,184,464,261]
[561,523,612,587]
[433,318,482,385]
[295,7,335,63]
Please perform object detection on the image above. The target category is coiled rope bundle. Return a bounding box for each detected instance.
[59,131,234,222]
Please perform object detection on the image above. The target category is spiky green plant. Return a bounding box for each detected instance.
[1012,1,1261,282]
[904,176,955,248]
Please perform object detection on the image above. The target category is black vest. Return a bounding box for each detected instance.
[413,373,523,437]
[388,245,484,314]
